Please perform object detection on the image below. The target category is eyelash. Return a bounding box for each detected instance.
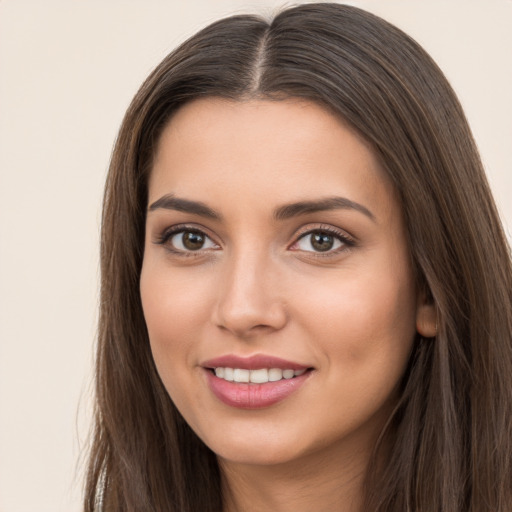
[154,224,219,257]
[291,225,355,256]
[154,224,355,257]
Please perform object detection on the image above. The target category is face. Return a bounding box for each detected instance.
[140,98,435,468]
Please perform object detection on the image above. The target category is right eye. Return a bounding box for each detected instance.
[168,229,218,252]
[156,227,220,254]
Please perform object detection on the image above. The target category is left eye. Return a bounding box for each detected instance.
[169,230,218,251]
[294,231,345,253]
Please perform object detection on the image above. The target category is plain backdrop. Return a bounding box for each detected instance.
[0,1,510,511]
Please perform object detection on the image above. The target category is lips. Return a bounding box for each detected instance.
[202,354,310,371]
[201,354,313,409]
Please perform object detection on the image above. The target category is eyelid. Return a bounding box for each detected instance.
[153,223,221,253]
[152,222,355,256]
[289,224,356,253]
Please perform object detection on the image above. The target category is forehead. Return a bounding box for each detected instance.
[149,98,399,223]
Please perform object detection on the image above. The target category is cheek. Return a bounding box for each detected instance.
[141,260,213,333]
[140,264,212,384]
[303,275,417,435]
[299,265,417,378]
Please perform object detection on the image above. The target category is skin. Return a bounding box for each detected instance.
[140,98,436,512]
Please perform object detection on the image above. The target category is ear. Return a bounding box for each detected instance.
[416,292,437,338]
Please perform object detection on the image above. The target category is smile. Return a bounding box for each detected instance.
[201,355,313,408]
[213,367,307,383]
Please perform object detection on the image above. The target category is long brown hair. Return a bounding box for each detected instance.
[84,4,512,511]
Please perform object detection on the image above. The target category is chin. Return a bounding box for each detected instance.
[199,424,306,467]
[216,443,303,467]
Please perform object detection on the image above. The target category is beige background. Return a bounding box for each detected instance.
[0,1,510,511]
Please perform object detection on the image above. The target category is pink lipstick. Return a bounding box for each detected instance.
[202,355,312,409]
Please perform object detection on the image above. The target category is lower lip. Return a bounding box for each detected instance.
[204,369,311,409]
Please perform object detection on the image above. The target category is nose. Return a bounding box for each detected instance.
[212,250,288,339]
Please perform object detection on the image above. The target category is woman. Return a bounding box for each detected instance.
[84,3,512,511]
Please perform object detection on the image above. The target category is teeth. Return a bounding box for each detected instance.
[250,368,268,383]
[268,368,283,381]
[213,367,307,383]
[233,368,250,383]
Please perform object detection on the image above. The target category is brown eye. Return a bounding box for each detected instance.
[311,233,335,252]
[169,230,218,252]
[295,230,345,253]
[182,232,205,250]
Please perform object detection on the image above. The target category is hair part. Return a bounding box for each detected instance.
[85,4,512,511]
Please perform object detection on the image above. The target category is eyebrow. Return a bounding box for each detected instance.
[273,196,375,222]
[148,194,375,222]
[148,194,221,219]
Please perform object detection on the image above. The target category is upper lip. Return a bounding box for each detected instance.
[201,354,311,371]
